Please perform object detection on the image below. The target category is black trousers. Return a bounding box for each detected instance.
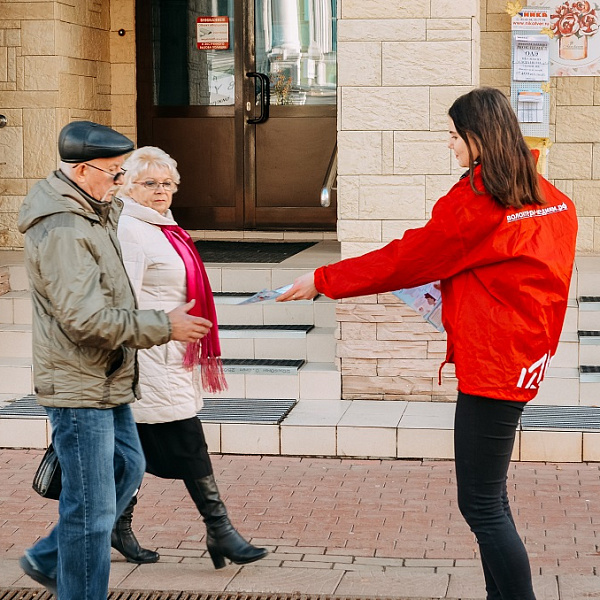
[454,392,536,600]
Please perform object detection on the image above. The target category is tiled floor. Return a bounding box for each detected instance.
[1,450,600,599]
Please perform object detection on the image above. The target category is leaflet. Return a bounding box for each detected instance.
[238,284,293,304]
[391,281,444,332]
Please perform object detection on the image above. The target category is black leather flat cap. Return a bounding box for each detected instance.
[58,121,134,163]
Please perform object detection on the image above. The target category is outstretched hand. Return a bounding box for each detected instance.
[277,271,319,302]
[167,300,213,342]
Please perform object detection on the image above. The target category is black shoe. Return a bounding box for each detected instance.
[184,474,268,570]
[19,555,58,596]
[206,518,269,569]
[111,496,160,564]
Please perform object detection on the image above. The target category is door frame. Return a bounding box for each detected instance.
[135,0,337,231]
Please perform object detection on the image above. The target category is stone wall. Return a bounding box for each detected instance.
[335,0,480,400]
[482,0,600,253]
[0,0,135,250]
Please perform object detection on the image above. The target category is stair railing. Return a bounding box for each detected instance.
[320,144,337,207]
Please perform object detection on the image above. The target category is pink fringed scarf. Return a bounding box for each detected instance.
[159,225,227,393]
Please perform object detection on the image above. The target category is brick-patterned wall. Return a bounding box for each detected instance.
[0,0,132,250]
[336,0,480,400]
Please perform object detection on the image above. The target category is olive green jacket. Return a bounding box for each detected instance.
[17,171,171,408]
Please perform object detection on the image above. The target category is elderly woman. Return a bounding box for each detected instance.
[114,146,267,569]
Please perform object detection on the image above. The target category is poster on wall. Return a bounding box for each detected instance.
[523,1,600,75]
[513,35,550,80]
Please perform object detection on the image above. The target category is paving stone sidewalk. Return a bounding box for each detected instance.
[1,450,599,599]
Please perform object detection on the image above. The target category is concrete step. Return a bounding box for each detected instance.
[0,324,32,358]
[220,325,336,362]
[4,262,28,292]
[0,358,33,395]
[578,330,600,365]
[0,291,31,325]
[579,297,600,330]
[3,398,600,462]
[0,352,341,402]
[208,361,341,401]
[575,256,600,296]
[214,293,336,327]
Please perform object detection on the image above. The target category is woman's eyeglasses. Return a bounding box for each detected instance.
[134,180,178,192]
[83,163,125,184]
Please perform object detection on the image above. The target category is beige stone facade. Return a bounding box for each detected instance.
[0,0,599,403]
[0,0,136,248]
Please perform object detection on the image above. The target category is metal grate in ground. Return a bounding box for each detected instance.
[0,591,419,600]
[219,325,314,332]
[221,358,305,375]
[0,396,297,425]
[197,398,296,424]
[521,404,600,430]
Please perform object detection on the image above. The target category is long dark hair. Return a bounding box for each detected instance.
[448,87,544,208]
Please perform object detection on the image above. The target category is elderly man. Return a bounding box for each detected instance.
[17,121,212,600]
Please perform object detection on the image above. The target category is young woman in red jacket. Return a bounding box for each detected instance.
[279,87,578,600]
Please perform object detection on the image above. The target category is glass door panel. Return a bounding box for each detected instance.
[249,0,337,229]
[151,0,236,107]
[255,0,336,106]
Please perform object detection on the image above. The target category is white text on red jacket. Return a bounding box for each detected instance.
[506,202,568,223]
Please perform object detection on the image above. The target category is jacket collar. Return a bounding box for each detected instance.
[54,169,113,225]
[460,159,481,180]
[118,195,178,226]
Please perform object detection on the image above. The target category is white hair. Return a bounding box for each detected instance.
[120,146,180,197]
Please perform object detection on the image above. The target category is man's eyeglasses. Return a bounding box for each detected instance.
[84,163,125,184]
[134,180,178,192]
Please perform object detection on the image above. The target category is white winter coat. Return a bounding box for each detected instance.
[117,196,203,423]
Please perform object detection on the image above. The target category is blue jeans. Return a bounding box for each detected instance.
[26,404,145,600]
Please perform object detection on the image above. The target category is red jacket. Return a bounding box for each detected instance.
[315,167,578,402]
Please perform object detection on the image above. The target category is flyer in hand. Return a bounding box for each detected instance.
[238,284,293,304]
[391,281,444,332]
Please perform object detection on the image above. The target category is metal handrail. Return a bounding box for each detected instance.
[320,144,337,207]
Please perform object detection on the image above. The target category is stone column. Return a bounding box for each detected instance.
[336,0,480,401]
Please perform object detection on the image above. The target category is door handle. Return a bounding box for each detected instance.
[246,72,270,124]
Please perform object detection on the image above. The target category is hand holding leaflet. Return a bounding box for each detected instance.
[391,281,444,332]
[238,284,293,304]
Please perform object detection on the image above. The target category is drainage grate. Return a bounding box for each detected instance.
[198,398,296,424]
[521,404,600,430]
[219,325,314,332]
[0,395,45,418]
[222,358,305,375]
[0,396,297,425]
[0,591,415,600]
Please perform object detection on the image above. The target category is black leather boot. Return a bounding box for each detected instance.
[111,495,160,564]
[185,474,268,569]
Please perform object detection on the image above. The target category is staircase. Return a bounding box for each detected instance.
[2,247,600,462]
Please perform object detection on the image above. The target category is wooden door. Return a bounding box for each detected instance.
[136,0,337,231]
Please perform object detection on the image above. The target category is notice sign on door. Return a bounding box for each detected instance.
[197,16,229,50]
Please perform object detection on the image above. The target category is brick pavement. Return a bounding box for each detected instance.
[1,449,600,599]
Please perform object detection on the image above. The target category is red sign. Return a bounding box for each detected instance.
[196,16,230,50]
